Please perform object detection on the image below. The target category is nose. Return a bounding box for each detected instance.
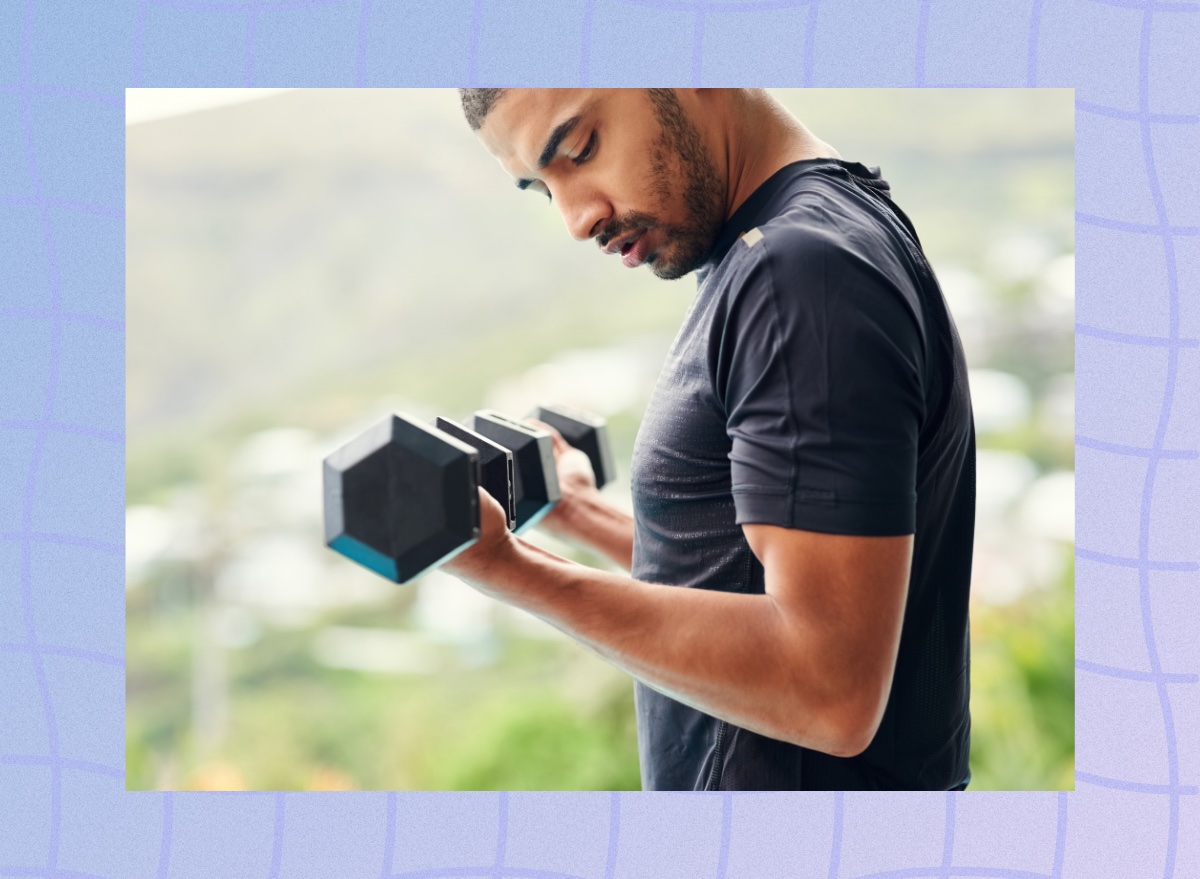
[555,181,609,242]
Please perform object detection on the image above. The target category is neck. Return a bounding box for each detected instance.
[719,89,840,222]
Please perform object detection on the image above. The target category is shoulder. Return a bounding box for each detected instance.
[715,204,880,319]
[710,187,927,365]
[719,171,884,283]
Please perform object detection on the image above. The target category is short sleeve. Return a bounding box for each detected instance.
[711,228,925,536]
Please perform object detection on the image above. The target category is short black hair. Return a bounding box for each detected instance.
[459,88,508,131]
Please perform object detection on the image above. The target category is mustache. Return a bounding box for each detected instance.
[596,211,659,249]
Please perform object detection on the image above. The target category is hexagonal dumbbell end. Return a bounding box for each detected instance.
[529,403,617,490]
[323,413,481,583]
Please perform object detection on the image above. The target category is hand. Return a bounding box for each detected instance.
[442,485,515,589]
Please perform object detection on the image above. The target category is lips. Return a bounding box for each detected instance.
[621,233,650,268]
[603,231,641,256]
[601,231,651,269]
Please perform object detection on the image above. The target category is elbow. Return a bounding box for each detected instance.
[765,625,897,757]
[826,682,889,757]
[778,684,887,759]
[824,705,882,758]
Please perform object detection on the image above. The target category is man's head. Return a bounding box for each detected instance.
[459,88,728,280]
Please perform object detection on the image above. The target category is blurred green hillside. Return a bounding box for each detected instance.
[126,89,1072,499]
[127,89,1074,791]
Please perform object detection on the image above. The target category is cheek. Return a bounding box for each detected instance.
[648,138,673,176]
[643,147,677,202]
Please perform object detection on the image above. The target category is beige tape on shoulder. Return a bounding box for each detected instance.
[741,227,764,248]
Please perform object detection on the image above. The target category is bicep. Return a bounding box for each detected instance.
[743,523,912,723]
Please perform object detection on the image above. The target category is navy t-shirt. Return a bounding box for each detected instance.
[629,158,975,791]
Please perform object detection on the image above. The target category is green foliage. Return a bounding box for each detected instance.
[968,558,1075,790]
[128,565,1076,790]
[126,611,642,790]
[421,680,641,791]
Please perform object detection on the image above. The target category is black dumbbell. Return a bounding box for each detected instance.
[324,407,611,584]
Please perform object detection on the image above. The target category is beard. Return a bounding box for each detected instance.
[597,89,727,281]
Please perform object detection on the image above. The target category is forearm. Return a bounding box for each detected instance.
[540,488,635,571]
[454,534,863,755]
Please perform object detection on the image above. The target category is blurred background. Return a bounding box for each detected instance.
[126,88,1074,791]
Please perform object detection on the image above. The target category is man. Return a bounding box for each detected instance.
[448,88,975,791]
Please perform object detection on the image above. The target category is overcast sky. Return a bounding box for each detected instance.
[125,88,293,126]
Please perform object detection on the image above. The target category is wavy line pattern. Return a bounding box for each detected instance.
[1127,4,1189,873]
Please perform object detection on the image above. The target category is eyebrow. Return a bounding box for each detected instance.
[515,114,582,191]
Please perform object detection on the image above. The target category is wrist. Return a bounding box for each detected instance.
[546,486,605,538]
[452,524,519,589]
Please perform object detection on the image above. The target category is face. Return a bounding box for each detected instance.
[477,89,727,280]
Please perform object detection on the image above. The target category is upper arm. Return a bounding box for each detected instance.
[744,522,913,754]
[718,220,926,754]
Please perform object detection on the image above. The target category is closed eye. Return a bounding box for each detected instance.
[572,131,597,165]
[517,131,594,202]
